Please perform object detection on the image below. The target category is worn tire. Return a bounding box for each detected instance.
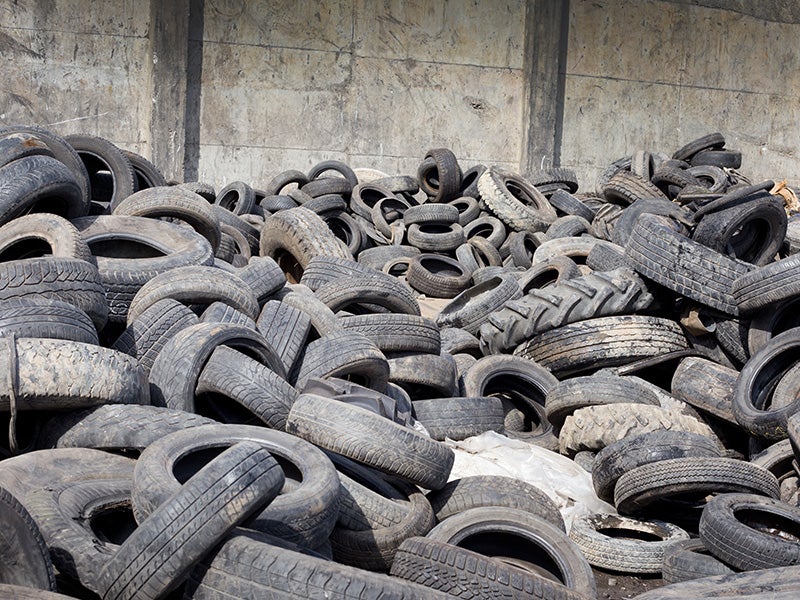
[700,492,800,571]
[514,315,688,378]
[569,513,689,574]
[133,424,339,550]
[260,206,352,282]
[286,392,454,490]
[614,457,780,515]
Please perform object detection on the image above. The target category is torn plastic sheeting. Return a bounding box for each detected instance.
[445,431,616,532]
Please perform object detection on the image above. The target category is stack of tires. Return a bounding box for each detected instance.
[0,126,798,600]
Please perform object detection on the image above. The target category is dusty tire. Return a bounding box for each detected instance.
[259,207,352,282]
[559,403,717,457]
[569,513,689,574]
[390,537,587,600]
[0,486,56,591]
[425,506,597,598]
[148,322,285,411]
[478,167,557,233]
[99,442,284,600]
[126,264,259,325]
[479,269,655,355]
[286,392,454,490]
[625,214,753,315]
[113,186,222,252]
[426,475,564,531]
[614,457,780,515]
[514,315,688,378]
[699,492,800,571]
[73,214,213,323]
[0,257,107,330]
[132,423,339,549]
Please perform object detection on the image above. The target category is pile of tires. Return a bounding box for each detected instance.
[0,126,798,599]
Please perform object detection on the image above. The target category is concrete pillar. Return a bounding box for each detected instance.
[149,0,191,182]
[521,0,570,174]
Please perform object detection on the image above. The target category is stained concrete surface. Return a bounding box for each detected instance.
[1,0,798,192]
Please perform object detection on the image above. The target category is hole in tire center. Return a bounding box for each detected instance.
[275,250,303,283]
[505,181,535,204]
[172,444,303,486]
[467,223,493,238]
[522,269,561,293]
[498,392,544,433]
[729,219,772,263]
[418,223,453,235]
[88,238,167,259]
[218,191,240,211]
[194,392,265,427]
[418,256,463,277]
[456,530,565,584]
[90,502,138,545]
[736,507,800,542]
[0,237,54,261]
[595,526,664,542]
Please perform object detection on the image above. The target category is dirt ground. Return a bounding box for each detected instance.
[593,568,665,599]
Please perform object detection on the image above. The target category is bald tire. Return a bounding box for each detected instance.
[514,315,688,378]
[614,458,780,515]
[286,392,454,490]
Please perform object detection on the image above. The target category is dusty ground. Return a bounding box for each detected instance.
[593,568,665,599]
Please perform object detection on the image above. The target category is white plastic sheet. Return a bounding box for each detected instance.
[445,431,616,532]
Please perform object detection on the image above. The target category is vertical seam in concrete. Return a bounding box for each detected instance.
[150,0,191,182]
[183,0,204,182]
[553,0,570,166]
[522,0,570,174]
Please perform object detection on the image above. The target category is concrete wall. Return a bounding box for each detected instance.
[196,0,527,188]
[1,0,798,192]
[0,0,152,154]
[561,0,800,190]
